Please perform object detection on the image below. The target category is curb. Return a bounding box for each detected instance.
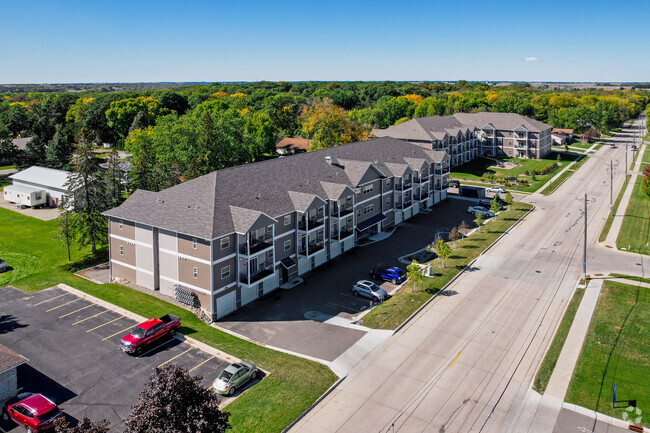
[56,283,242,365]
[281,376,346,433]
[561,402,649,432]
[480,205,535,257]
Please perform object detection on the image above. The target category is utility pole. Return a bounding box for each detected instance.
[610,160,614,216]
[625,141,628,179]
[583,191,587,284]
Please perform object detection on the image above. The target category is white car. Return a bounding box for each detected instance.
[486,186,506,194]
[467,206,495,218]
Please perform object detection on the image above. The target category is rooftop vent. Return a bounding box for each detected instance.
[325,156,333,165]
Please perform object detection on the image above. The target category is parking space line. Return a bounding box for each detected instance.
[338,292,363,301]
[87,317,123,333]
[157,348,193,368]
[102,326,133,341]
[33,293,67,306]
[189,356,215,373]
[59,304,94,318]
[326,302,360,313]
[45,298,80,312]
[73,310,109,325]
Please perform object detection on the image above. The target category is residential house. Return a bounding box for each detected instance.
[275,137,311,155]
[7,166,70,207]
[103,137,450,320]
[551,128,574,145]
[373,112,553,166]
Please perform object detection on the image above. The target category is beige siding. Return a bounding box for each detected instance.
[178,234,210,261]
[111,237,136,265]
[159,251,178,281]
[178,258,211,291]
[136,270,154,290]
[159,229,177,252]
[110,218,135,239]
[112,262,136,282]
[136,244,153,272]
[135,223,153,245]
[212,234,235,259]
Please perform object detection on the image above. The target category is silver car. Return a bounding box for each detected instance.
[352,280,388,302]
[213,362,259,395]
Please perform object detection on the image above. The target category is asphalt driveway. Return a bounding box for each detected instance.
[0,286,255,432]
[218,198,476,362]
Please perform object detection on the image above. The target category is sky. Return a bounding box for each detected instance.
[1,0,649,83]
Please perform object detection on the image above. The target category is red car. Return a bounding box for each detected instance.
[2,392,63,432]
[119,314,181,356]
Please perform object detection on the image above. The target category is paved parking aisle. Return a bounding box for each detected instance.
[0,286,254,432]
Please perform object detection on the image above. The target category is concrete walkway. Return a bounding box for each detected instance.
[603,140,647,247]
[506,279,605,432]
[535,159,578,194]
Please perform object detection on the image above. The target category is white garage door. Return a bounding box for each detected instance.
[216,292,236,319]
[241,285,257,306]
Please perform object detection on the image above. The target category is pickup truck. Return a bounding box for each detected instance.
[119,314,181,356]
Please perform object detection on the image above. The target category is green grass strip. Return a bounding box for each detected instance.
[598,176,630,243]
[609,273,650,285]
[616,177,650,254]
[533,287,585,394]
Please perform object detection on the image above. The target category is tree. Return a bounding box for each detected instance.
[46,124,72,168]
[22,135,47,166]
[435,238,452,268]
[503,192,514,209]
[582,128,601,143]
[300,98,369,150]
[459,221,469,239]
[490,196,501,220]
[64,131,108,255]
[448,226,461,247]
[474,212,484,232]
[105,96,164,142]
[103,147,124,208]
[406,259,423,293]
[124,364,230,433]
[129,110,149,134]
[55,209,75,261]
[55,415,110,433]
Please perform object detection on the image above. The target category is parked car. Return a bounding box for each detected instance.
[486,186,506,194]
[467,206,495,218]
[631,144,638,151]
[2,392,63,433]
[370,266,406,284]
[449,179,460,188]
[352,280,388,302]
[119,314,181,356]
[478,199,505,210]
[213,362,259,396]
[0,259,9,273]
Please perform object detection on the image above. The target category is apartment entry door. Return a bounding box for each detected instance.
[249,257,258,276]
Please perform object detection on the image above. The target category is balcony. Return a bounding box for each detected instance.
[442,182,449,189]
[330,204,354,219]
[298,216,325,231]
[340,228,354,239]
[239,238,273,256]
[403,200,412,208]
[413,176,423,184]
[298,241,325,256]
[395,181,413,191]
[239,266,274,285]
[419,192,429,201]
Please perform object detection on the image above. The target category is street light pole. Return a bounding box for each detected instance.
[610,160,614,217]
[583,191,587,284]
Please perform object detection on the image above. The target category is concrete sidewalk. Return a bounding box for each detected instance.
[603,141,647,247]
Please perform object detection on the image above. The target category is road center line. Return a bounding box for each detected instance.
[102,326,133,341]
[448,350,464,369]
[33,293,67,306]
[189,356,215,373]
[73,310,110,325]
[59,304,94,318]
[498,294,507,306]
[157,348,193,368]
[45,298,80,312]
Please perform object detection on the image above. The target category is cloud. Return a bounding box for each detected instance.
[525,57,540,62]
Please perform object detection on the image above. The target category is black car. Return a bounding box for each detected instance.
[0,259,9,273]
[478,199,505,210]
[449,179,460,188]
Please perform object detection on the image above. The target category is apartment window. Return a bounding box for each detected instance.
[356,209,361,218]
[267,250,273,260]
[119,245,124,256]
[317,229,324,238]
[386,197,391,206]
[363,204,374,214]
[284,215,291,226]
[221,266,230,279]
[193,267,199,279]
[220,237,230,250]
[362,185,373,194]
[192,238,198,249]
[346,195,352,203]
[284,239,291,251]
[267,224,273,234]
[385,179,390,188]
[119,219,123,230]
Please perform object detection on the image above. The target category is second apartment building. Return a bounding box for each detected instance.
[104,137,450,320]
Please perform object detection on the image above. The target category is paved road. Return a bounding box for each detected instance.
[289,117,647,433]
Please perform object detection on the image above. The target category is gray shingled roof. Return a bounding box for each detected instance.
[104,137,449,239]
[0,343,27,373]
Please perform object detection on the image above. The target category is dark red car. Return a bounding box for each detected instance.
[2,392,63,432]
[119,314,181,356]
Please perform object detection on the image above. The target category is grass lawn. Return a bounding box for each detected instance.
[565,280,650,426]
[539,167,575,196]
[363,202,533,329]
[616,177,650,254]
[609,273,650,285]
[0,164,16,170]
[0,208,337,433]
[568,141,593,150]
[599,176,630,243]
[451,152,580,193]
[533,287,585,393]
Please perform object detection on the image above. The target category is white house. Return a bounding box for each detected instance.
[8,166,70,207]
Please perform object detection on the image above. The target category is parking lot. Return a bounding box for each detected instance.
[0,286,257,432]
[218,198,476,362]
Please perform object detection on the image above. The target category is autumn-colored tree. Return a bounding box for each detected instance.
[448,227,461,246]
[55,415,110,433]
[300,98,369,151]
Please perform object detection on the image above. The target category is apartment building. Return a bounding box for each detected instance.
[103,137,450,320]
[373,112,553,166]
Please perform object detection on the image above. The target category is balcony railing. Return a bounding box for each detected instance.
[403,200,412,208]
[239,238,273,255]
[420,192,429,200]
[442,182,449,189]
[298,216,325,231]
[298,241,325,256]
[340,228,354,239]
[331,205,354,218]
[239,266,274,285]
